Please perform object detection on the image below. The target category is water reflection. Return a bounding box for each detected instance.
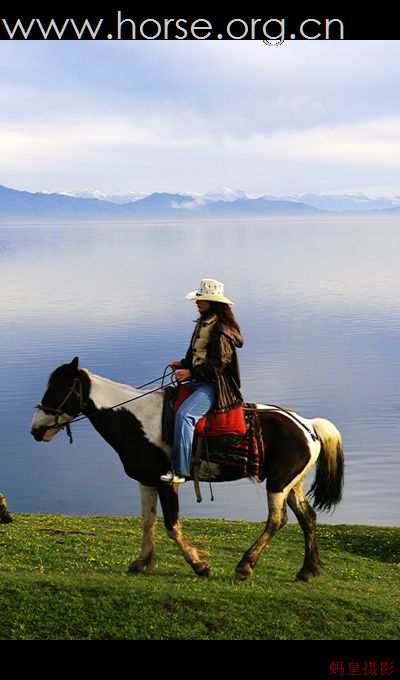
[0,218,399,525]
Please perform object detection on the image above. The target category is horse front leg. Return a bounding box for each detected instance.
[158,484,211,577]
[0,493,13,524]
[128,483,158,574]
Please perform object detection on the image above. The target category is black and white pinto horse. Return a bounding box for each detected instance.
[31,357,344,582]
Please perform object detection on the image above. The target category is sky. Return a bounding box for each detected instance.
[1,40,400,197]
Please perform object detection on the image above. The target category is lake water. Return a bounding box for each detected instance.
[1,217,399,526]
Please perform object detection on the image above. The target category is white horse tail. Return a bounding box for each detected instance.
[307,418,344,512]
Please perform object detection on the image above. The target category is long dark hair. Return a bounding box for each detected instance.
[203,301,241,333]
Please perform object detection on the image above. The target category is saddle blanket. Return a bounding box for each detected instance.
[196,406,266,481]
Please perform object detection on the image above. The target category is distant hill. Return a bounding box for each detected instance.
[122,192,197,214]
[0,186,320,224]
[62,187,400,212]
[266,192,400,212]
[0,185,322,223]
[1,185,399,224]
[0,185,124,222]
[201,197,319,215]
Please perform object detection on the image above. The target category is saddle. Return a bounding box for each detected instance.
[162,384,246,444]
[162,385,266,496]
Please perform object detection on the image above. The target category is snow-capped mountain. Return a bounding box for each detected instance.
[59,188,148,204]
[1,185,400,223]
[61,187,400,212]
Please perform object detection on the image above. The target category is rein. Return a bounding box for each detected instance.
[35,366,177,444]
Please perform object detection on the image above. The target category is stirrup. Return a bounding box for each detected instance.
[160,471,186,484]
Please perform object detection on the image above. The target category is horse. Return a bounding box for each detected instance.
[0,493,13,524]
[30,357,344,582]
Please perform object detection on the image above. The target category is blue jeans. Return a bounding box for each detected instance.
[173,381,216,477]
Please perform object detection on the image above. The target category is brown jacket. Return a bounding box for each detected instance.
[181,320,244,413]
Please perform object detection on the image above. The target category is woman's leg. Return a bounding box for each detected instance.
[173,382,215,477]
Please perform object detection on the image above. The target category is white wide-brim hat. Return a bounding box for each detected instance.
[185,278,234,305]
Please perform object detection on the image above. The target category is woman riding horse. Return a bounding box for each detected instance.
[161,278,244,484]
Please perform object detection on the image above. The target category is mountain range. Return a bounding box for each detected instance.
[62,187,400,212]
[0,185,399,223]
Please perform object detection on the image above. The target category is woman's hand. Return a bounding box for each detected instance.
[175,369,191,382]
[169,360,182,370]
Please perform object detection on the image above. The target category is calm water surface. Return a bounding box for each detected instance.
[1,218,399,525]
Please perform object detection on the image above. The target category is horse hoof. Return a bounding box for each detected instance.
[0,500,13,524]
[295,570,313,582]
[127,551,156,574]
[194,561,211,577]
[234,565,253,581]
[127,558,155,574]
[127,561,145,574]
[0,513,13,524]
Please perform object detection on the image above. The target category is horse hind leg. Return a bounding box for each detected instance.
[128,484,158,574]
[287,480,322,582]
[235,490,288,581]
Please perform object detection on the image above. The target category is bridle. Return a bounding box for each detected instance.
[35,377,87,444]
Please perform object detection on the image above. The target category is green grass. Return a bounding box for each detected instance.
[0,514,399,640]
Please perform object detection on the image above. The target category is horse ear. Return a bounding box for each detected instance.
[70,356,79,371]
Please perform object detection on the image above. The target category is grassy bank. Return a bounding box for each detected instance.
[0,514,399,640]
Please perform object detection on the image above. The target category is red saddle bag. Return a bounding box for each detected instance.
[174,384,246,437]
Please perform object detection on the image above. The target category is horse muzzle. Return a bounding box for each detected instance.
[30,425,61,442]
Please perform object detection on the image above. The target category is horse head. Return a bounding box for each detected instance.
[30,356,88,442]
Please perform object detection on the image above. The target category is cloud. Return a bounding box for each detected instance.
[0,41,400,194]
[221,115,400,161]
[1,110,400,195]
